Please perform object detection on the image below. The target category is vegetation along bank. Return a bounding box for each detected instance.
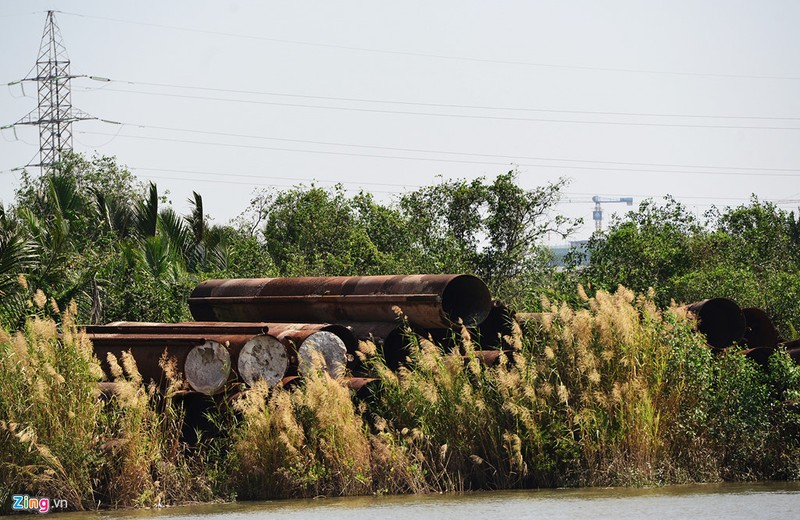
[1,154,799,510]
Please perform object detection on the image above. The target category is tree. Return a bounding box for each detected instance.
[576,197,700,302]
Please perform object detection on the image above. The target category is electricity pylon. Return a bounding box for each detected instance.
[12,10,95,173]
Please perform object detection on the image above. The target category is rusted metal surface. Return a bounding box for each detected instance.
[780,339,800,350]
[280,376,380,399]
[188,274,492,328]
[742,308,782,349]
[687,298,746,349]
[264,322,358,354]
[89,334,201,390]
[84,321,270,335]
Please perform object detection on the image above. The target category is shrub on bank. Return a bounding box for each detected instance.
[231,286,800,494]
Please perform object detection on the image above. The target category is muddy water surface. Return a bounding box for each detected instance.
[52,482,800,520]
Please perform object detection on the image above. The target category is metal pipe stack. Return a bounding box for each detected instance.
[84,275,800,401]
[84,274,504,395]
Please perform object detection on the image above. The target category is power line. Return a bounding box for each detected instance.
[76,130,800,178]
[73,86,800,131]
[17,115,800,173]
[130,166,420,190]
[55,10,800,81]
[81,77,800,122]
[127,122,800,173]
[133,173,403,195]
[91,166,800,206]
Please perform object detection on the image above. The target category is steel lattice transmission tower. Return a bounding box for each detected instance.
[14,10,94,173]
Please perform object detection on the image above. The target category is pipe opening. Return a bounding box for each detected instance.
[441,275,492,327]
[689,298,745,349]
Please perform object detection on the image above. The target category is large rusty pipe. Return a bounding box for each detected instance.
[87,332,288,393]
[686,298,746,349]
[739,347,775,367]
[344,321,423,371]
[279,375,379,396]
[87,333,230,395]
[189,274,493,328]
[271,329,348,378]
[263,323,358,354]
[84,321,270,336]
[742,308,782,349]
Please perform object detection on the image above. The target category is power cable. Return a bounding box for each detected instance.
[55,10,800,81]
[81,77,800,122]
[76,130,800,178]
[128,122,800,173]
[73,86,800,131]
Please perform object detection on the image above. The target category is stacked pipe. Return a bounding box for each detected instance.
[86,272,799,400]
[681,299,800,368]
[83,274,511,397]
[187,274,504,375]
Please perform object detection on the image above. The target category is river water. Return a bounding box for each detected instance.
[51,482,800,520]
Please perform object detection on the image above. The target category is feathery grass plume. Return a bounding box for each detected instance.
[0,302,103,510]
[234,371,372,499]
[33,289,47,309]
[1,294,211,510]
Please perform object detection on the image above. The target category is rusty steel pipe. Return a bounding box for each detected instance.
[782,339,800,350]
[279,375,379,396]
[189,274,493,328]
[742,308,782,349]
[271,329,349,378]
[87,332,288,393]
[87,333,231,395]
[84,321,270,336]
[264,323,358,354]
[344,321,424,371]
[686,298,746,349]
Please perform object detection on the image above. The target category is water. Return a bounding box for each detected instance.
[50,482,800,520]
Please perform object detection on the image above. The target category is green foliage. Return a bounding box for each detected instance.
[245,171,576,306]
[578,197,800,337]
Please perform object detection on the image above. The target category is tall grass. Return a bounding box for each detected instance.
[0,293,214,511]
[0,296,102,509]
[2,286,800,508]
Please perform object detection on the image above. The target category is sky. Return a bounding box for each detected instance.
[1,0,799,241]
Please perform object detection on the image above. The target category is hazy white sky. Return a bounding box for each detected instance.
[2,0,799,240]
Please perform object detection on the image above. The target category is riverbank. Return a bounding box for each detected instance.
[2,288,800,511]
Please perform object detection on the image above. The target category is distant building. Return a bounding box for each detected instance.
[549,240,589,268]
